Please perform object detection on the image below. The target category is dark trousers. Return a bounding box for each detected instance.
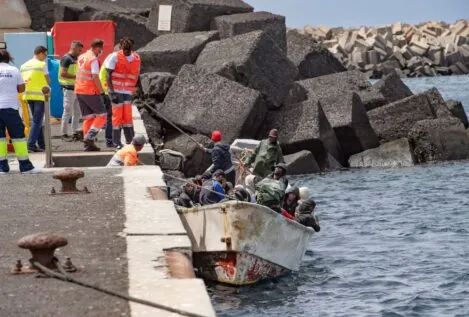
[27,100,45,149]
[103,95,112,143]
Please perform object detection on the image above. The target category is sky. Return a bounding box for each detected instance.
[244,0,469,28]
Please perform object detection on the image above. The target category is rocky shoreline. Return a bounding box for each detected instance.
[296,20,469,79]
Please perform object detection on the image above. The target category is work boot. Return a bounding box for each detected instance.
[73,131,84,142]
[123,126,134,145]
[84,139,101,152]
[61,134,73,142]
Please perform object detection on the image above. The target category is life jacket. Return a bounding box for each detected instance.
[107,145,138,167]
[20,58,48,101]
[58,54,77,87]
[110,50,141,94]
[75,50,100,95]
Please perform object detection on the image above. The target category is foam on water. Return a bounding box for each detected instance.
[209,75,469,316]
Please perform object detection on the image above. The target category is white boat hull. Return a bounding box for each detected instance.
[178,201,314,285]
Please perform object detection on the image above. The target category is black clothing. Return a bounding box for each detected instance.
[296,198,320,232]
[206,143,235,185]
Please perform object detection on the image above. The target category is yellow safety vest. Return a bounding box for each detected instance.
[99,65,109,95]
[20,58,48,101]
[58,56,77,87]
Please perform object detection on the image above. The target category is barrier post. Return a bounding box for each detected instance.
[43,87,53,168]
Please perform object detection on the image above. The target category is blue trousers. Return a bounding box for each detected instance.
[103,95,113,144]
[27,100,45,149]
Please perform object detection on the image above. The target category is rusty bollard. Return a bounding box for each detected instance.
[17,233,68,270]
[52,168,89,194]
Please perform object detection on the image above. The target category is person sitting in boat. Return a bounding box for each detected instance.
[199,169,226,205]
[295,198,321,232]
[199,130,236,185]
[233,185,252,202]
[243,129,285,179]
[282,186,300,216]
[255,177,286,213]
[267,163,289,189]
[172,180,199,208]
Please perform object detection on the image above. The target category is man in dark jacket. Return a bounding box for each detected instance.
[244,129,284,179]
[199,170,226,205]
[296,198,320,232]
[200,130,235,185]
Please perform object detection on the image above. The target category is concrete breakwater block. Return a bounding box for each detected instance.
[160,65,266,143]
[368,94,436,143]
[139,72,176,102]
[348,138,416,168]
[319,92,379,159]
[284,150,321,175]
[287,30,346,79]
[263,99,344,170]
[163,133,213,177]
[371,71,413,105]
[147,0,253,34]
[196,30,298,108]
[214,11,287,53]
[446,100,469,128]
[408,117,469,163]
[138,31,219,74]
[424,88,453,118]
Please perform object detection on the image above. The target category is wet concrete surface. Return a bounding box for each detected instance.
[0,169,130,317]
[50,123,114,153]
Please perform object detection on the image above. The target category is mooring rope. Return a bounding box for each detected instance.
[33,260,209,317]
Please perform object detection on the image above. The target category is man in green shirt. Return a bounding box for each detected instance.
[244,129,285,178]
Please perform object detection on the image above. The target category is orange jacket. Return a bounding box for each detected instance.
[111,50,141,94]
[107,145,139,167]
[75,50,100,95]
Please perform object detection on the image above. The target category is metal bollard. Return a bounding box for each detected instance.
[42,87,53,168]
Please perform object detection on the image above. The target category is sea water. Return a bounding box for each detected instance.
[209,75,469,317]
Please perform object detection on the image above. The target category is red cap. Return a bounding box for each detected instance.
[211,130,222,142]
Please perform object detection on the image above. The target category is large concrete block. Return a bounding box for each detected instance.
[446,99,469,128]
[163,132,213,177]
[423,88,453,118]
[297,70,384,112]
[263,99,344,170]
[160,65,266,143]
[284,150,320,175]
[139,72,176,102]
[408,117,469,163]
[286,30,346,79]
[319,92,379,159]
[349,138,416,168]
[138,31,219,74]
[196,30,298,108]
[147,0,253,34]
[368,94,436,143]
[214,11,287,53]
[371,71,413,105]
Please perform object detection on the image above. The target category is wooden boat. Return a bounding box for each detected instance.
[177,201,314,286]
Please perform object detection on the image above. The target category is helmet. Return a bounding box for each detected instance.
[211,130,222,142]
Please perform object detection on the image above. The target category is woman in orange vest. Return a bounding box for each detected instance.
[74,39,107,152]
[104,37,141,149]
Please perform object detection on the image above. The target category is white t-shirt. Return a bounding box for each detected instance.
[104,52,135,94]
[90,59,100,75]
[0,63,24,110]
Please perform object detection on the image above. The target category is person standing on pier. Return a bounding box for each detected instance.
[59,41,83,142]
[20,46,50,153]
[0,50,40,174]
[103,37,141,148]
[75,39,107,152]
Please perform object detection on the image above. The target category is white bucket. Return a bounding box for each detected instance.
[0,0,31,29]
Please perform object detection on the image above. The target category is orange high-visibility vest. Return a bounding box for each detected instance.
[111,50,141,94]
[108,145,139,166]
[75,50,100,95]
